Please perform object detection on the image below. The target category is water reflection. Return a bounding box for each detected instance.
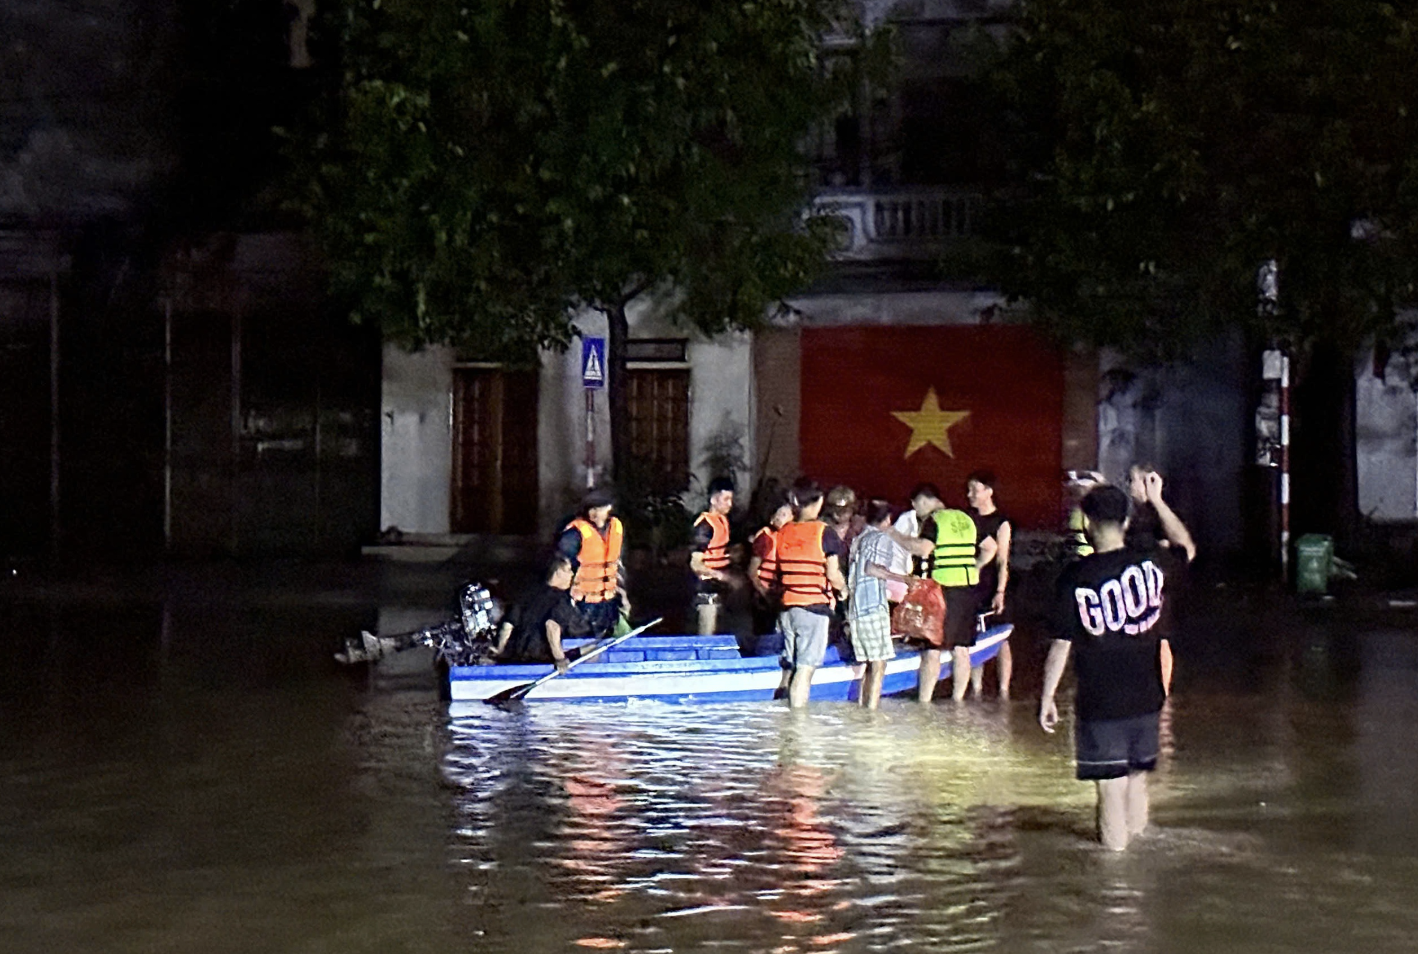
[6,588,1418,953]
[441,703,1090,952]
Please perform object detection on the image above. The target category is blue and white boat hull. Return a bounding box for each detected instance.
[447,625,1012,704]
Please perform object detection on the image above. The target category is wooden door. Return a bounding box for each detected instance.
[452,368,539,534]
[625,368,691,491]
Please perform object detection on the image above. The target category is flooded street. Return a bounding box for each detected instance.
[4,572,1418,953]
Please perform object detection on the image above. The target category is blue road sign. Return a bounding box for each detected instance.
[582,336,606,390]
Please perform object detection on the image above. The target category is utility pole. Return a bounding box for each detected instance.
[1257,260,1289,581]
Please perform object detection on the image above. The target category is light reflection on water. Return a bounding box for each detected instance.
[5,595,1418,953]
[442,701,1062,952]
[431,687,1418,954]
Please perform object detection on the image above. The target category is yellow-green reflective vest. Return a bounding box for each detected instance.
[1067,506,1094,557]
[930,509,978,587]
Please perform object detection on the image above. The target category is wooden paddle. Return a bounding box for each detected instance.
[485,617,664,704]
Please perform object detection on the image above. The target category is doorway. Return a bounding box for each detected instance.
[451,367,539,534]
[625,368,691,491]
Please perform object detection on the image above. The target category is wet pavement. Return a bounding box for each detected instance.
[2,559,1418,953]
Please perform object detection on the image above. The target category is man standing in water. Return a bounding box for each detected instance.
[966,470,1013,699]
[690,477,736,635]
[1126,463,1195,695]
[1038,479,1188,850]
[775,480,848,708]
[887,489,995,703]
[847,499,911,708]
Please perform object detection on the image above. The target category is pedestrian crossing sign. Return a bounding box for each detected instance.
[581,336,606,390]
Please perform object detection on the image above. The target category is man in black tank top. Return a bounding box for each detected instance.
[967,471,1013,699]
[1126,464,1196,694]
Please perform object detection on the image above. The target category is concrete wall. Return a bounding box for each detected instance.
[536,304,756,529]
[753,328,802,487]
[538,326,591,533]
[1357,348,1418,522]
[380,345,454,535]
[687,333,754,505]
[1097,334,1249,556]
[1061,345,1100,472]
[785,287,1002,327]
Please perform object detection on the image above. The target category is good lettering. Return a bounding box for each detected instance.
[1073,561,1165,636]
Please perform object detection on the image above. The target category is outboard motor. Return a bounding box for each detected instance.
[459,583,498,640]
[337,581,502,666]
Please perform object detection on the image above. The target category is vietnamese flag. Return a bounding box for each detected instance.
[799,326,1065,530]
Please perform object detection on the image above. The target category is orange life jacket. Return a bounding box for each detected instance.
[751,525,779,590]
[567,516,624,603]
[694,511,731,572]
[776,520,831,607]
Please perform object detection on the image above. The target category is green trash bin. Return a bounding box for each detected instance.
[1295,534,1333,594]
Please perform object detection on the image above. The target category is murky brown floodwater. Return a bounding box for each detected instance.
[4,586,1418,954]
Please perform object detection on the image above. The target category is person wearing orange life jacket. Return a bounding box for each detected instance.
[690,476,737,636]
[748,491,794,643]
[556,488,628,640]
[775,479,848,708]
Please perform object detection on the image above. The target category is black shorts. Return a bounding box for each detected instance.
[1075,711,1161,780]
[574,597,621,640]
[942,585,979,648]
[693,578,728,606]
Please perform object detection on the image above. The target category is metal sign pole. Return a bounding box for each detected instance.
[1257,259,1288,581]
[585,389,595,489]
[581,336,606,489]
[1279,352,1290,582]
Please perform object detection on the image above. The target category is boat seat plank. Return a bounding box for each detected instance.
[562,635,738,650]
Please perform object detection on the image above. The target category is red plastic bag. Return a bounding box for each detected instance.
[892,578,946,647]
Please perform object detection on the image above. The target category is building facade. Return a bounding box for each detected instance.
[373,1,1090,544]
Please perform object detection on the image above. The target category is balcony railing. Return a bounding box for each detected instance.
[812,188,982,262]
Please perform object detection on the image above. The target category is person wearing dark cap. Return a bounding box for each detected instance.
[557,488,627,640]
[690,476,736,635]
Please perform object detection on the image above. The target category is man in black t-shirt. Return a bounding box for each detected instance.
[1039,481,1189,851]
[492,556,590,669]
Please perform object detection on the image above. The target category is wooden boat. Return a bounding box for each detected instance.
[446,624,1012,704]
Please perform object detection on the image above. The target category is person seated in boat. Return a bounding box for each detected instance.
[490,555,590,671]
[557,488,628,641]
[690,476,738,636]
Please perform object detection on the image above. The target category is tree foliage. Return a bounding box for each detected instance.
[974,0,1418,361]
[295,0,863,359]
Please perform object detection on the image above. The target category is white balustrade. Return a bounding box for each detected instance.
[812,188,981,261]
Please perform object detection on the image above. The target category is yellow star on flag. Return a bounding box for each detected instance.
[891,387,970,458]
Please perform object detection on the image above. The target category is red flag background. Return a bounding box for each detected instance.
[800,326,1064,529]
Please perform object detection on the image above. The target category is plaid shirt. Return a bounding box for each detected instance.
[848,527,896,618]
